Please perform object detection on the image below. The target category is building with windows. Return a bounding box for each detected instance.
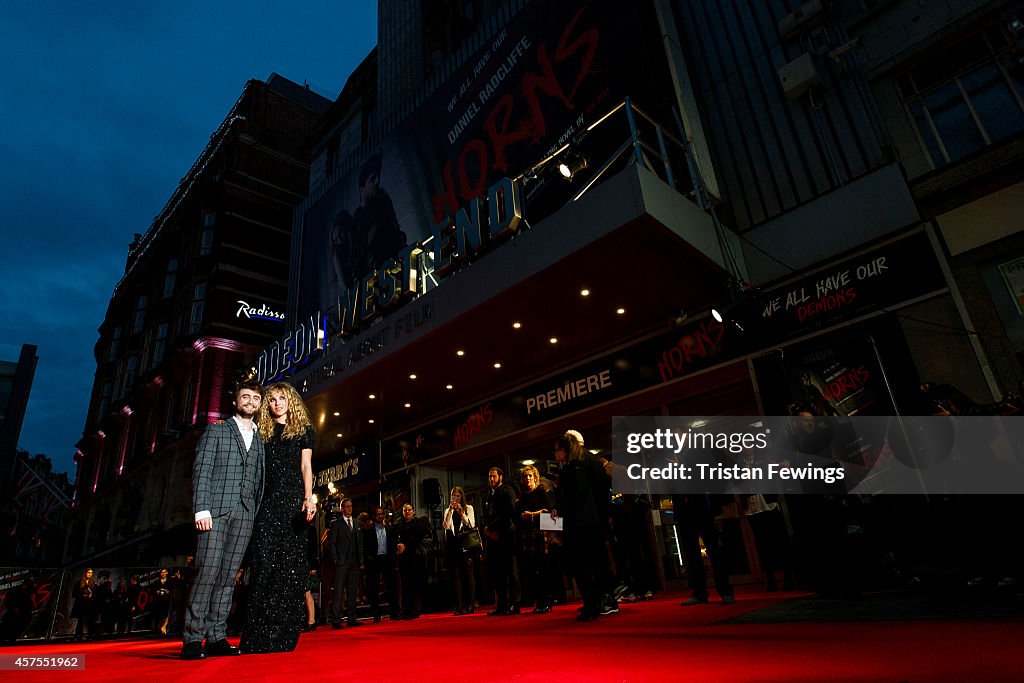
[65,75,331,567]
[845,0,1024,397]
[1,451,72,566]
[0,343,38,498]
[253,0,1022,593]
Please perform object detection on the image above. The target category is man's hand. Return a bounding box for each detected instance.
[196,517,212,532]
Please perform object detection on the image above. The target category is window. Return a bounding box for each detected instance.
[153,323,168,365]
[97,382,112,420]
[164,391,176,432]
[141,327,155,370]
[900,27,1024,168]
[132,296,148,334]
[162,259,178,299]
[190,283,206,334]
[181,375,194,424]
[115,355,138,399]
[107,327,122,362]
[203,212,217,227]
[324,135,340,176]
[200,228,214,257]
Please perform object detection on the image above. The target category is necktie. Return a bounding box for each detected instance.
[347,517,352,532]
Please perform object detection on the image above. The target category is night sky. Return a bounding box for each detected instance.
[0,2,378,478]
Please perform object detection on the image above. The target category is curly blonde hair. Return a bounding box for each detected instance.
[258,382,312,440]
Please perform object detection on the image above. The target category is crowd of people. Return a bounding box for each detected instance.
[68,566,191,641]
[172,378,1024,659]
[177,379,668,661]
[18,375,1013,652]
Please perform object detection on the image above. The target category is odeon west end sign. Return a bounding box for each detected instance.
[255,177,526,385]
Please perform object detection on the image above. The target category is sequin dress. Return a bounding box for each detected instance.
[240,423,315,653]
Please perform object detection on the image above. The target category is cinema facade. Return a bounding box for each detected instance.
[255,0,1007,586]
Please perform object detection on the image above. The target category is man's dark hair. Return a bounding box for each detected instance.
[233,380,263,400]
[489,467,503,478]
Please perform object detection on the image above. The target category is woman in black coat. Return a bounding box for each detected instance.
[71,568,95,641]
[551,431,612,622]
[516,466,555,613]
[395,503,431,619]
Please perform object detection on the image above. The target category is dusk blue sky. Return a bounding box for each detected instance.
[0,2,378,478]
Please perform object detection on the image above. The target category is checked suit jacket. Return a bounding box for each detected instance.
[192,419,265,519]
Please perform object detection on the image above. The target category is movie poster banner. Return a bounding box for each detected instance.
[298,0,674,321]
[51,567,189,638]
[0,567,62,642]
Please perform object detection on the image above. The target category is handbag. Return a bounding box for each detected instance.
[417,534,435,556]
[457,527,483,555]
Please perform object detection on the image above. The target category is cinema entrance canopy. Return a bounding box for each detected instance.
[286,151,742,469]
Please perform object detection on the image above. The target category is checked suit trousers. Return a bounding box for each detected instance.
[184,506,255,644]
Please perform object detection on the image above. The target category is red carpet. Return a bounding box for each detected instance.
[6,590,1024,682]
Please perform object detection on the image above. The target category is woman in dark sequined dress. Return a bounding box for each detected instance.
[240,382,316,654]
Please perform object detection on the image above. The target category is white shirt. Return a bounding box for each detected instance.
[195,415,256,523]
[232,415,256,451]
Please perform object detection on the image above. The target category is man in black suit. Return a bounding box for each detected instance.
[483,467,520,616]
[182,381,264,660]
[674,493,735,606]
[328,498,363,628]
[362,506,398,622]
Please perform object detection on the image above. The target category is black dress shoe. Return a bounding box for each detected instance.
[205,639,240,657]
[180,642,205,660]
[373,616,382,623]
[486,608,507,616]
[532,605,551,614]
[506,605,521,615]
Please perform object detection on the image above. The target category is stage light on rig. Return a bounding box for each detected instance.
[558,150,588,180]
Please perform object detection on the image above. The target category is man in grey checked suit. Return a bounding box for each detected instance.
[327,498,363,628]
[181,381,264,660]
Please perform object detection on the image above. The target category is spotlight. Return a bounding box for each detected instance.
[710,299,748,335]
[557,151,588,180]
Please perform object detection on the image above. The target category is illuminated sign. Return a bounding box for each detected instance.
[256,314,324,383]
[236,300,285,322]
[256,176,522,385]
[331,175,523,336]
